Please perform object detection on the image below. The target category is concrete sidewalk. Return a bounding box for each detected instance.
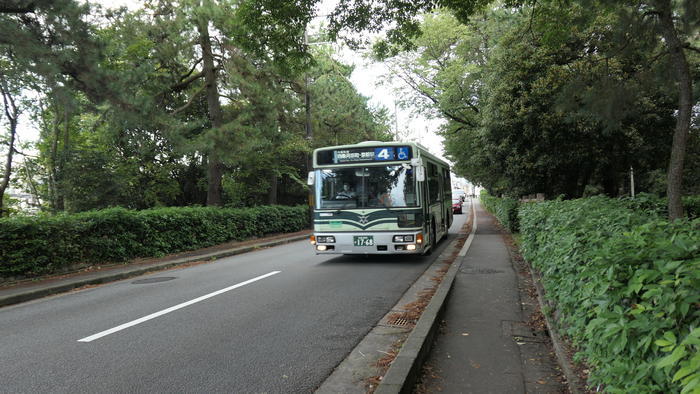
[415,200,567,393]
[0,230,311,308]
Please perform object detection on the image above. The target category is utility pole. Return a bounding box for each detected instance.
[630,166,635,198]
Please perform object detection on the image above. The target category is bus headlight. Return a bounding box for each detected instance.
[317,236,335,243]
[393,235,415,243]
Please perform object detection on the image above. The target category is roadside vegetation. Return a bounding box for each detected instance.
[0,204,307,278]
[482,192,700,393]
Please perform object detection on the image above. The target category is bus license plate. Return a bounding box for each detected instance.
[353,236,374,247]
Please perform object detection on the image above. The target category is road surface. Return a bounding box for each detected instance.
[0,211,467,393]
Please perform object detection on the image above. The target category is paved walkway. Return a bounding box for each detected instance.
[416,200,566,393]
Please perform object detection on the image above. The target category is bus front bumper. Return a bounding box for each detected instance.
[310,231,425,254]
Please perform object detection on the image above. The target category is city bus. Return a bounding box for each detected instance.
[307,141,453,255]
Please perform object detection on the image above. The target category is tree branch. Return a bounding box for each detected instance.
[391,67,476,127]
[12,147,38,158]
[683,43,700,54]
[170,70,205,92]
[181,58,203,81]
[172,86,205,115]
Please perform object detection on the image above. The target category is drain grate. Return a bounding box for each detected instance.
[132,277,177,284]
[386,316,416,327]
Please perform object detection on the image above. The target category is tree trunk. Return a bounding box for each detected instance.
[49,106,61,211]
[268,172,278,205]
[656,0,692,220]
[0,78,18,217]
[54,103,71,211]
[198,19,224,207]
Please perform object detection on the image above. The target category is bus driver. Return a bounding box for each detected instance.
[335,183,356,199]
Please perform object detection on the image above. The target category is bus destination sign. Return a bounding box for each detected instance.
[316,146,413,165]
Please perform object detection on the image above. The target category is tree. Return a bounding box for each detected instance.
[376,4,688,199]
[328,0,698,218]
[309,47,393,147]
[0,73,19,217]
[649,0,697,219]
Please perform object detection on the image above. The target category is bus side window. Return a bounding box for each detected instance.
[428,162,439,204]
[443,168,451,196]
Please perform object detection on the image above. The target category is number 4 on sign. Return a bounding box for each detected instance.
[375,148,394,160]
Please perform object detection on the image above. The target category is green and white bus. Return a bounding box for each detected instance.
[307,141,453,255]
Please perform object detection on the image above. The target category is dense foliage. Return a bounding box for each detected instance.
[0,205,307,278]
[518,197,700,392]
[0,0,392,216]
[483,192,700,234]
[376,2,699,215]
[479,191,520,232]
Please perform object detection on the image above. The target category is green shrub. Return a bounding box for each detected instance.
[480,191,521,232]
[0,205,308,278]
[684,196,700,220]
[621,193,700,220]
[519,197,700,393]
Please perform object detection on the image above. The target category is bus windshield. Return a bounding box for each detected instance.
[316,165,418,209]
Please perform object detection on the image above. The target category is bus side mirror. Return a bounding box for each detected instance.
[415,166,425,182]
[307,171,315,185]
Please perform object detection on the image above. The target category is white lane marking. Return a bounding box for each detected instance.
[458,198,478,257]
[78,271,281,342]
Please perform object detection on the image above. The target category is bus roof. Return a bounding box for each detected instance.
[312,141,449,168]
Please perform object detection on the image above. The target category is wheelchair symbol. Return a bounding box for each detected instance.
[397,148,409,160]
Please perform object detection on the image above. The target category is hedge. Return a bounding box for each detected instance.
[480,192,699,234]
[0,205,308,278]
[623,193,700,220]
[480,191,521,232]
[518,197,700,393]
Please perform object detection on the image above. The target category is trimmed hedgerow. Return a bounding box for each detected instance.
[480,191,521,232]
[518,197,700,393]
[0,205,308,278]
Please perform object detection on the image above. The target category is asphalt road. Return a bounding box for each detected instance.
[1,211,467,393]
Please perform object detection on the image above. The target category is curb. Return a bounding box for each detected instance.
[0,233,310,308]
[374,250,464,394]
[529,267,587,393]
[374,199,475,394]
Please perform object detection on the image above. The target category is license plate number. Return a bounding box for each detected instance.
[353,236,374,247]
